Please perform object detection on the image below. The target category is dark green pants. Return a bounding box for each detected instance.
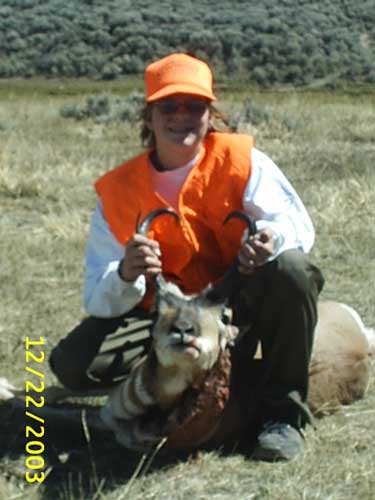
[228,249,324,428]
[49,250,324,427]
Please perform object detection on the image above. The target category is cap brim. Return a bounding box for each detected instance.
[147,83,216,102]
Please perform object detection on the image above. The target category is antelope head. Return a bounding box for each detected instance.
[136,208,257,372]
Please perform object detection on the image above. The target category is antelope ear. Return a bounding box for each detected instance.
[219,324,239,350]
[154,295,171,317]
[221,306,233,325]
[197,283,228,306]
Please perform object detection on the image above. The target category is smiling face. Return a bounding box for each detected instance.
[146,93,211,168]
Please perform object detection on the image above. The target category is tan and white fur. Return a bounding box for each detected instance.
[308,301,375,414]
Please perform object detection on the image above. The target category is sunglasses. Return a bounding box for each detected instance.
[155,98,209,115]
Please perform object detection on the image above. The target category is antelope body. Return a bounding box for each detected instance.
[308,301,374,414]
[103,290,374,448]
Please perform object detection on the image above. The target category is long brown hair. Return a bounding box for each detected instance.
[139,103,232,148]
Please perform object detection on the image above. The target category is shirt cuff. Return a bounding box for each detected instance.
[114,270,147,299]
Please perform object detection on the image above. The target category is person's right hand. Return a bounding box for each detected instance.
[118,234,162,282]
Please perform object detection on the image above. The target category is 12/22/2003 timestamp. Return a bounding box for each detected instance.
[25,336,46,484]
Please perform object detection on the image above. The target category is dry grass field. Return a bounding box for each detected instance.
[0,79,374,500]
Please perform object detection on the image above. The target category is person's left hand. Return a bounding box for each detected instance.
[237,228,276,275]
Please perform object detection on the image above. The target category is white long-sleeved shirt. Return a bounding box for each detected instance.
[83,147,315,317]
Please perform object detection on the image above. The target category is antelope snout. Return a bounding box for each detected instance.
[173,319,196,341]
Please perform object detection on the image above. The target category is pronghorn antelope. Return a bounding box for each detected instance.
[100,209,375,450]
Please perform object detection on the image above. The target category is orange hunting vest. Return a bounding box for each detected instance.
[95,132,254,308]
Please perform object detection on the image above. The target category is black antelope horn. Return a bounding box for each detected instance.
[136,207,180,236]
[223,210,257,237]
[204,211,257,303]
[136,208,180,290]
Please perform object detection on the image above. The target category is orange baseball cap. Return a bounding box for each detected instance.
[145,53,217,103]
